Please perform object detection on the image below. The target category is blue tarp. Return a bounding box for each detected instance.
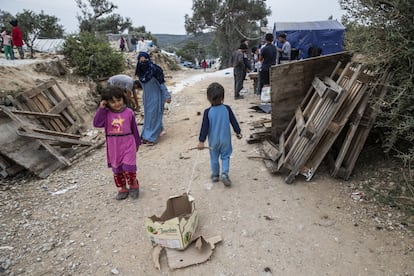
[273,20,345,59]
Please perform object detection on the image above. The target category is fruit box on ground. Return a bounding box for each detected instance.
[145,193,198,250]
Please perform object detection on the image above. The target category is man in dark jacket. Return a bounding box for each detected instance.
[258,33,277,94]
[231,43,248,99]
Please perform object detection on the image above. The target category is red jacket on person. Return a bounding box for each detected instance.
[12,26,24,47]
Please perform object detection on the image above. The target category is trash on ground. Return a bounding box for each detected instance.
[351,191,365,201]
[145,193,198,250]
[152,235,222,270]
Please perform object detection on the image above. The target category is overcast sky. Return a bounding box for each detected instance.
[2,0,345,34]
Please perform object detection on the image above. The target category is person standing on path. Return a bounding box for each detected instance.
[277,33,291,63]
[137,37,148,53]
[10,20,24,59]
[93,87,141,200]
[119,36,126,52]
[231,43,248,99]
[135,52,171,145]
[1,30,14,60]
[258,33,277,95]
[130,36,138,52]
[201,59,208,71]
[197,82,242,187]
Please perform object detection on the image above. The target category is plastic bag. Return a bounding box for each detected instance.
[261,86,271,103]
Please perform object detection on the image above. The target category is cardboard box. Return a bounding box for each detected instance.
[145,193,198,250]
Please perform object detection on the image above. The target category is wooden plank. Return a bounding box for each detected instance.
[262,139,281,162]
[0,117,65,178]
[299,63,369,181]
[36,93,65,131]
[295,107,306,136]
[312,77,328,98]
[332,92,370,176]
[47,98,69,115]
[30,128,81,139]
[263,159,279,174]
[279,64,360,183]
[277,133,285,171]
[270,52,352,140]
[323,76,344,102]
[336,72,392,179]
[12,79,84,135]
[43,88,75,126]
[11,110,61,118]
[0,106,71,166]
[53,80,85,124]
[16,129,91,146]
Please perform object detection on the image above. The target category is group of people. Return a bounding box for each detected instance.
[94,31,292,201]
[119,36,149,53]
[1,19,25,60]
[94,51,243,200]
[232,33,292,97]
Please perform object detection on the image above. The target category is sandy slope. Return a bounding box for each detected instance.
[0,66,413,275]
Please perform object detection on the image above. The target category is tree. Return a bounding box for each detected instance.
[0,9,64,58]
[185,0,271,67]
[176,40,206,62]
[340,0,414,173]
[62,32,125,80]
[76,0,132,33]
[0,10,14,31]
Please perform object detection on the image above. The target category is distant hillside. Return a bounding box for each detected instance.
[153,34,190,49]
[154,33,214,49]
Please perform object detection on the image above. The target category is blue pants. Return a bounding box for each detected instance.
[209,145,232,176]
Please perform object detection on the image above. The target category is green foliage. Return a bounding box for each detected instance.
[128,26,158,46]
[185,0,271,67]
[76,0,132,33]
[0,10,15,31]
[0,9,64,41]
[62,32,125,80]
[341,0,414,176]
[0,9,64,58]
[176,40,206,62]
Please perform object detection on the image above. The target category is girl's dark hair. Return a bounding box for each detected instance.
[207,82,224,106]
[101,86,127,106]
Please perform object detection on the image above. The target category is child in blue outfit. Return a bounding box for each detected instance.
[197,82,242,187]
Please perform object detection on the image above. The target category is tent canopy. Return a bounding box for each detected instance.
[273,20,345,59]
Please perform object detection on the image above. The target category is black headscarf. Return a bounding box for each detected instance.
[135,52,165,84]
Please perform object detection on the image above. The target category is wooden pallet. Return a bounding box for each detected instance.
[11,79,84,134]
[0,106,98,178]
[269,52,352,140]
[331,73,391,180]
[0,79,106,178]
[298,63,373,181]
[277,70,350,183]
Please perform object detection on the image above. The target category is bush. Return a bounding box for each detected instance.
[341,0,414,205]
[62,32,125,80]
[341,0,414,163]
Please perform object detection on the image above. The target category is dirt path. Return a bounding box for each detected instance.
[0,69,413,275]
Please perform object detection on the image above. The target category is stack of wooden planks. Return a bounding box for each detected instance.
[0,79,103,178]
[256,56,387,183]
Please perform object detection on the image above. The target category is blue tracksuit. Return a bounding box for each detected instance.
[199,104,241,176]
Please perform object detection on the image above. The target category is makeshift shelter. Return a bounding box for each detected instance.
[273,20,345,59]
[31,39,65,53]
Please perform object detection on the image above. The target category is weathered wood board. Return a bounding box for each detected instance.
[0,114,65,178]
[12,79,84,134]
[270,52,352,141]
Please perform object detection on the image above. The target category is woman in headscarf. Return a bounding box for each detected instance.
[135,52,171,145]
